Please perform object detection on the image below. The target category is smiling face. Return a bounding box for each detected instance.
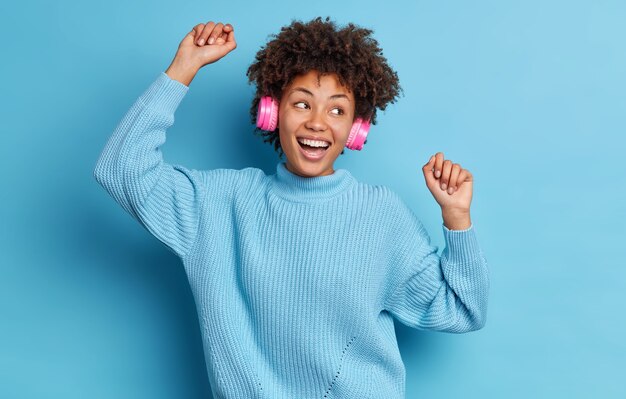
[278,70,356,178]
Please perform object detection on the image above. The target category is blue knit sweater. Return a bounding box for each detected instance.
[94,72,490,398]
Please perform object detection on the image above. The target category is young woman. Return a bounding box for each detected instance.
[94,17,489,399]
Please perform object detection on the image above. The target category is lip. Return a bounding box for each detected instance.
[297,140,330,161]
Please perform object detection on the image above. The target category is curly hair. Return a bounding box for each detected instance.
[246,16,403,158]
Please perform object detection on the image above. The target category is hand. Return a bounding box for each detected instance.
[172,21,237,72]
[422,152,473,213]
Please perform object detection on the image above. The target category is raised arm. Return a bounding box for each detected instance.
[383,196,490,333]
[93,72,203,257]
[93,21,237,258]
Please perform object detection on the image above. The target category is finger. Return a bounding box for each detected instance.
[423,154,436,169]
[216,27,229,45]
[440,159,452,190]
[456,169,474,188]
[208,22,224,45]
[189,23,204,39]
[225,26,237,49]
[434,152,444,179]
[422,155,438,186]
[456,170,467,187]
[197,22,214,45]
[198,21,215,46]
[461,169,473,183]
[448,164,461,194]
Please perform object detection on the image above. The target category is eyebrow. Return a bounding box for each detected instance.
[289,87,351,102]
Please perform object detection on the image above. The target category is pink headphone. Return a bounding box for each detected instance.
[255,96,371,151]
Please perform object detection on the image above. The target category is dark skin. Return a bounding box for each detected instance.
[164,21,237,86]
[164,21,473,230]
[423,152,473,230]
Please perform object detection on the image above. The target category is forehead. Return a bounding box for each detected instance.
[285,70,353,96]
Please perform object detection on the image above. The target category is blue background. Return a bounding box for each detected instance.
[1,0,625,397]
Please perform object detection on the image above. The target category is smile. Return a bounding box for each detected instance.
[297,139,330,161]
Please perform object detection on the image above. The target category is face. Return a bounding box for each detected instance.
[277,70,356,178]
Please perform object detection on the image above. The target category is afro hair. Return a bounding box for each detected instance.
[246,16,403,158]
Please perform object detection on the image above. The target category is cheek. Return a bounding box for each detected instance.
[278,129,291,152]
[278,116,299,151]
[332,120,353,142]
[278,110,300,133]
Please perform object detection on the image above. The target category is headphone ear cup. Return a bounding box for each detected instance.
[256,96,279,131]
[345,118,371,150]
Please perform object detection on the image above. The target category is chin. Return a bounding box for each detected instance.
[296,164,325,177]
[288,157,334,178]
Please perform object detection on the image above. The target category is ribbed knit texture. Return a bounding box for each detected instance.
[94,72,490,399]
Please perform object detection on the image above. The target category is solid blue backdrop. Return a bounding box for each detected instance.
[1,0,625,398]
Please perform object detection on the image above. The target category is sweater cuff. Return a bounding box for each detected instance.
[138,72,189,115]
[441,223,482,265]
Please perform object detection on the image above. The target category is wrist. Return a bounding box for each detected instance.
[165,58,199,87]
[442,208,471,230]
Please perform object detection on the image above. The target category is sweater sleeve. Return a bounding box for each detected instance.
[93,72,204,259]
[383,197,490,333]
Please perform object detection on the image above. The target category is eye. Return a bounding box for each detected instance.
[293,102,345,115]
[294,101,308,109]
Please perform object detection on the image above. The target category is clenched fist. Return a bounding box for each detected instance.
[166,21,237,86]
[422,152,473,214]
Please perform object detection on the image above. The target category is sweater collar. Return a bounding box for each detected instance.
[272,162,355,202]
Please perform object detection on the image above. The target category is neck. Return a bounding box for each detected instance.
[285,162,335,178]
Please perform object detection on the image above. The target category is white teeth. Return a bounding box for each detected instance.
[297,138,330,148]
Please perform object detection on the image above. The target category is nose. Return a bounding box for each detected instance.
[304,108,328,132]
